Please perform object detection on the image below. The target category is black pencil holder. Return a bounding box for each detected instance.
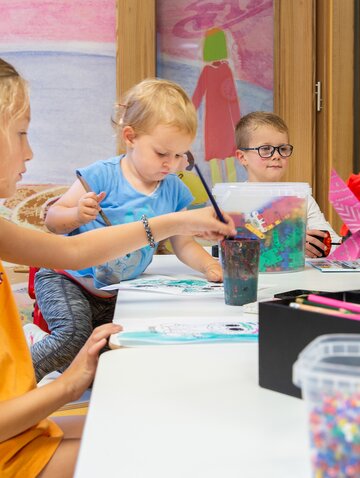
[258,290,360,398]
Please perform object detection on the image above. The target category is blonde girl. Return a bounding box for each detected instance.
[0,58,235,478]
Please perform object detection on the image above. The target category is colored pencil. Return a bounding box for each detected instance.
[307,294,360,314]
[76,172,112,227]
[295,297,352,314]
[289,302,360,320]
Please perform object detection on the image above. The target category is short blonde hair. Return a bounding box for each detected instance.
[0,58,29,139]
[113,78,197,142]
[235,111,289,149]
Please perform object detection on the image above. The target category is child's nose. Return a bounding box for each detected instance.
[162,155,177,166]
[271,148,281,160]
[161,159,172,172]
[25,141,33,162]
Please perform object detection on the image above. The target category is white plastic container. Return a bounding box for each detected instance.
[213,182,311,272]
[293,334,360,477]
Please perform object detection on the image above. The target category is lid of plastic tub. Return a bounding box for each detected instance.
[213,182,312,197]
[293,334,360,388]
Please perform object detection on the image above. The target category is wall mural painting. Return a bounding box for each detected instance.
[0,0,116,230]
[157,0,274,202]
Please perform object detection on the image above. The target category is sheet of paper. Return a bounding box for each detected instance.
[328,230,360,261]
[111,315,258,346]
[102,273,272,301]
[101,274,225,296]
[327,169,360,260]
[328,169,360,234]
[308,258,360,272]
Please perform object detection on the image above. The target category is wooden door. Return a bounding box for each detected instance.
[274,0,315,187]
[116,0,156,101]
[316,0,354,232]
[275,0,355,233]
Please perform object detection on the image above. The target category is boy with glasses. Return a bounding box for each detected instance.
[234,111,341,258]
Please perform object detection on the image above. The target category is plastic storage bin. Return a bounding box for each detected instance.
[213,182,311,272]
[293,334,360,477]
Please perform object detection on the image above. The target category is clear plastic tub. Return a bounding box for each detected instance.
[293,334,360,477]
[213,182,311,272]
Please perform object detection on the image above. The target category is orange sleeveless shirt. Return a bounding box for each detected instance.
[0,261,63,477]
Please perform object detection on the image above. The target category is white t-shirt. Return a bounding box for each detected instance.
[307,195,341,244]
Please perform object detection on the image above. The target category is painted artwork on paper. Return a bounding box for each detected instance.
[0,0,116,229]
[114,320,259,346]
[157,0,273,193]
[100,275,225,296]
[110,314,258,346]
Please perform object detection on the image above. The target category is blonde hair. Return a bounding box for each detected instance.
[235,111,289,149]
[0,58,29,139]
[113,78,197,143]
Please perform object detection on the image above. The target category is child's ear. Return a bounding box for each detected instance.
[235,149,247,166]
[122,126,136,147]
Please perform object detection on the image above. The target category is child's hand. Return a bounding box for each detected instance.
[60,323,122,402]
[77,191,106,225]
[305,229,328,258]
[179,207,236,240]
[203,261,223,282]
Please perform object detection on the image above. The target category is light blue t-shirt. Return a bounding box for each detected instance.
[66,155,193,288]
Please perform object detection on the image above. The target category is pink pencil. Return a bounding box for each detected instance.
[308,294,360,314]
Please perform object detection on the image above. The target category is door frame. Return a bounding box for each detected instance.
[274,0,354,232]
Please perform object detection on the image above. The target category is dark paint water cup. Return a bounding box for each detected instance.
[220,237,260,306]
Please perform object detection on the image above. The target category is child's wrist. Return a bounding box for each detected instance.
[202,259,220,273]
[167,211,185,235]
[57,370,82,403]
[141,215,156,248]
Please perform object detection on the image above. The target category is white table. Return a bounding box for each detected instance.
[106,255,358,322]
[75,256,359,478]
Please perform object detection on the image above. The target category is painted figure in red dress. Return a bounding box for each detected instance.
[192,27,241,185]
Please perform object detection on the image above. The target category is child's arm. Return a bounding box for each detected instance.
[45,179,106,234]
[306,196,342,258]
[0,323,120,442]
[0,207,236,269]
[170,235,223,282]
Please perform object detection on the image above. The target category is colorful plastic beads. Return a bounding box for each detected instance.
[308,390,360,477]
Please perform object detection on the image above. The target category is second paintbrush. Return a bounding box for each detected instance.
[76,171,112,227]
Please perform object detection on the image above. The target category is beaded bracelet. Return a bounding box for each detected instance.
[141,215,156,248]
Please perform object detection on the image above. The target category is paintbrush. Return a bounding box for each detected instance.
[186,152,226,224]
[76,171,112,227]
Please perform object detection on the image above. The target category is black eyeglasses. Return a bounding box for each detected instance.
[239,144,293,158]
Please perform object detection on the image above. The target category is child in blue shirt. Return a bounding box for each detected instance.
[32,78,223,381]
